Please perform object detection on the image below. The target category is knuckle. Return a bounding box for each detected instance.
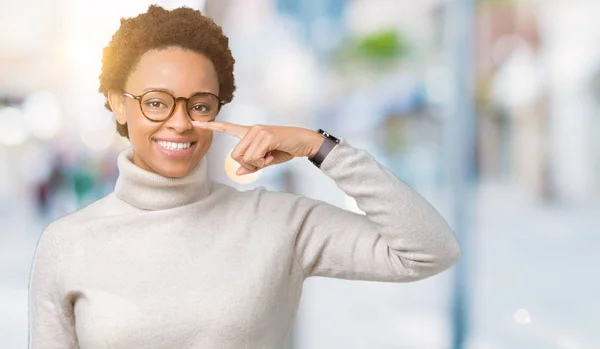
[232,153,244,163]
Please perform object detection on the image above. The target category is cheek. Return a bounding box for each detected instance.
[126,107,160,138]
[194,132,213,153]
[195,128,213,141]
[125,103,143,125]
[198,133,213,149]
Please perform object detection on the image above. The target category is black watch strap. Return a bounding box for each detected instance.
[308,129,340,169]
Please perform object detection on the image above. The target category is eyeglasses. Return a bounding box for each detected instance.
[123,89,226,122]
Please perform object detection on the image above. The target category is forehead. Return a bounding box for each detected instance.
[125,47,219,96]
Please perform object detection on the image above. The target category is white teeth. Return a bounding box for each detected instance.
[156,141,192,150]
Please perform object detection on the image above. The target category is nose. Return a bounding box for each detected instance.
[164,99,193,133]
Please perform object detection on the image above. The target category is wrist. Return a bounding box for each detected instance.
[306,128,341,169]
[306,130,325,158]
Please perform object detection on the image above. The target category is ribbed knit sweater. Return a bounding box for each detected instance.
[28,137,461,348]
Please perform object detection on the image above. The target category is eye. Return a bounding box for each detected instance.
[144,100,168,109]
[191,104,211,113]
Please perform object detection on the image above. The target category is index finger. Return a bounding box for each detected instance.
[192,121,249,139]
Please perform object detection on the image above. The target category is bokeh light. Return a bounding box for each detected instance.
[514,309,532,325]
[224,149,261,185]
[0,107,29,146]
[22,91,63,140]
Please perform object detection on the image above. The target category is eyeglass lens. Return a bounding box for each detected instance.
[140,91,219,121]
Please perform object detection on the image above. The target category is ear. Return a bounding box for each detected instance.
[107,91,127,125]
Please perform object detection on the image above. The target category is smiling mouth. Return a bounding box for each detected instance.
[154,140,198,151]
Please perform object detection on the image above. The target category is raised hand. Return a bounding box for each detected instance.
[192,121,324,176]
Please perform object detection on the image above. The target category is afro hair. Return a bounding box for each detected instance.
[98,5,236,138]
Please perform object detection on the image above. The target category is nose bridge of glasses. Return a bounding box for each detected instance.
[170,96,192,119]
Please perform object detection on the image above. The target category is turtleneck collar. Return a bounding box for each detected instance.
[114,147,212,210]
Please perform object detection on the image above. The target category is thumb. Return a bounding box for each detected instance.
[236,166,256,176]
[264,153,275,166]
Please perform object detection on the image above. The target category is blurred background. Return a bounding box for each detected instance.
[1,0,599,348]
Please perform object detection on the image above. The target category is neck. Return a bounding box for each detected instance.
[114,147,212,210]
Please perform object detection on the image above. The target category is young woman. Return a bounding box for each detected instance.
[28,5,461,348]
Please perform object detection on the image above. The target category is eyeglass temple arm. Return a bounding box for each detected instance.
[123,93,140,100]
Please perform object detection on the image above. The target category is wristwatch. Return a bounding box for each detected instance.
[308,129,341,168]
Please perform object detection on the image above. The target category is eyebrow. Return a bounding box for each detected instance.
[141,87,218,96]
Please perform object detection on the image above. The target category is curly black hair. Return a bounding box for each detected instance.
[98,5,236,138]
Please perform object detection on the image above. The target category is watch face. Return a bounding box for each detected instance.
[319,129,340,143]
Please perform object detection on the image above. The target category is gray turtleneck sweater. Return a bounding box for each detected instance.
[28,137,461,349]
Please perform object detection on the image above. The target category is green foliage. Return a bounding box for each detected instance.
[330,28,411,69]
[354,30,409,60]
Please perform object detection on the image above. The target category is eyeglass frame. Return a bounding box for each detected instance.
[123,89,227,123]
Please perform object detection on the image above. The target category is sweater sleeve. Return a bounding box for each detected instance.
[28,224,79,349]
[267,137,461,282]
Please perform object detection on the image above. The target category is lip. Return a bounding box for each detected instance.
[154,140,197,159]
